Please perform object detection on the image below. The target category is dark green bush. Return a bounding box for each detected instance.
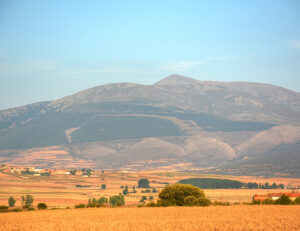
[37,203,48,210]
[75,204,85,209]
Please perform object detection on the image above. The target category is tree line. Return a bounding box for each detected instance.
[178,178,286,189]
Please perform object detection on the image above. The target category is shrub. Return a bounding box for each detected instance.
[11,208,22,212]
[158,184,205,206]
[37,203,48,210]
[145,202,158,207]
[198,197,211,206]
[141,189,151,193]
[212,201,230,206]
[75,204,85,209]
[0,206,9,212]
[184,196,199,206]
[294,196,300,205]
[275,195,292,205]
[101,184,106,189]
[262,199,274,205]
[251,200,261,205]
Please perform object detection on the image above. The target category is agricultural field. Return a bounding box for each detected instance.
[0,170,300,208]
[0,206,300,231]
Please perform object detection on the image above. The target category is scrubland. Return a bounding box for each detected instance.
[0,206,299,231]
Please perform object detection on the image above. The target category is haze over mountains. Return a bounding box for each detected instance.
[1,75,300,177]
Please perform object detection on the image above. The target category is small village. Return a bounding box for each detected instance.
[0,164,100,177]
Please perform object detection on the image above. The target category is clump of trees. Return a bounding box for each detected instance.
[76,195,125,208]
[247,182,284,189]
[109,195,125,207]
[178,178,242,189]
[87,197,108,207]
[21,195,34,209]
[144,184,211,207]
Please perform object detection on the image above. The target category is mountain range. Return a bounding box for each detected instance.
[1,75,300,177]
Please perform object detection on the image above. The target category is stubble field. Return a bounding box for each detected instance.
[0,206,300,231]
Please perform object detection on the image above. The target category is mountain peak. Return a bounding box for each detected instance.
[155,74,200,86]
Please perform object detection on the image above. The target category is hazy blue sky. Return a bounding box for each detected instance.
[0,0,300,109]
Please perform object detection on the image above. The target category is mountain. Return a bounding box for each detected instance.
[1,75,300,176]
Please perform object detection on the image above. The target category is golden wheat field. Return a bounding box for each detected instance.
[0,206,299,231]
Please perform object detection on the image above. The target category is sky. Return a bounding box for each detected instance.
[0,0,300,110]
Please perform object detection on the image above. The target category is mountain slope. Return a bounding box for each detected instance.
[0,75,299,176]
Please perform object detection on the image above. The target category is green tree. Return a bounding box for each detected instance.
[271,183,277,189]
[21,196,25,207]
[264,182,270,189]
[123,186,129,195]
[275,194,292,205]
[24,195,34,208]
[138,179,150,188]
[8,197,16,207]
[158,184,205,206]
[101,184,106,189]
[132,186,136,193]
[92,198,97,206]
[37,203,47,210]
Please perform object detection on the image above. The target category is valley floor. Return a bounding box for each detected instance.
[1,171,300,207]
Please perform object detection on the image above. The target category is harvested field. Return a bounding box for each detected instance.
[0,206,299,231]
